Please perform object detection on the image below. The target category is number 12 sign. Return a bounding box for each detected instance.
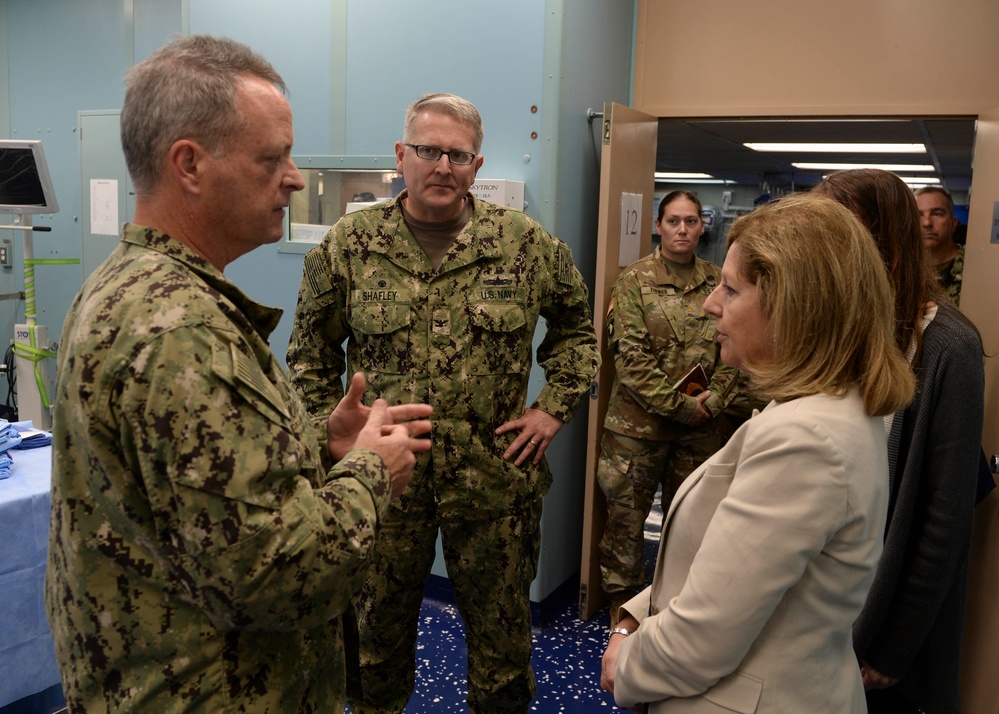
[618,192,643,267]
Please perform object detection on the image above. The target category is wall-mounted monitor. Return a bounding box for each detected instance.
[0,139,59,214]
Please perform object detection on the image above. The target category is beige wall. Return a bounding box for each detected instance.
[635,0,999,116]
[635,0,999,459]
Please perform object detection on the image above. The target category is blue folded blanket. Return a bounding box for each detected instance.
[12,420,53,449]
[0,419,23,479]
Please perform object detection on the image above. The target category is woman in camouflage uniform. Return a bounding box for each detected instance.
[597,191,740,619]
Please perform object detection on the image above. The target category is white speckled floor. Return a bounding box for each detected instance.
[391,494,664,713]
[400,581,617,713]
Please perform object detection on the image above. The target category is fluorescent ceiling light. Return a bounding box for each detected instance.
[739,118,910,124]
[745,142,926,153]
[654,172,730,184]
[655,178,730,184]
[655,172,715,179]
[792,162,936,172]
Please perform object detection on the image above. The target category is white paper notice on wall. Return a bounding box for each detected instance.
[619,192,643,267]
[90,179,118,236]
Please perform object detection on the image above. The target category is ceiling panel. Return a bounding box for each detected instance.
[656,118,976,193]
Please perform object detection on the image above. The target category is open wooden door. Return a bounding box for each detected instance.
[958,106,999,714]
[578,102,657,620]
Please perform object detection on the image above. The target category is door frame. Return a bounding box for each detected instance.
[578,101,658,620]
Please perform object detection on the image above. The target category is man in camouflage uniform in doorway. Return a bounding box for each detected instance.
[915,186,964,307]
[45,35,431,714]
[287,93,599,714]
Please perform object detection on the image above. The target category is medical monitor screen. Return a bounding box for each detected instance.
[0,140,59,214]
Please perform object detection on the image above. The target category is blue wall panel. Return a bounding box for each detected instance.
[133,0,185,63]
[343,0,547,193]
[1,0,181,342]
[189,0,335,156]
[5,0,130,331]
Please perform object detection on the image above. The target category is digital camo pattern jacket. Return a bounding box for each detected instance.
[45,224,393,713]
[937,243,964,308]
[602,247,739,441]
[287,191,599,514]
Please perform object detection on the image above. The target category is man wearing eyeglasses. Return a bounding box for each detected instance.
[287,93,599,713]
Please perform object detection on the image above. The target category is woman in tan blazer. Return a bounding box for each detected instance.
[601,193,916,714]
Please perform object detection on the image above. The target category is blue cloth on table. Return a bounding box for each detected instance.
[0,419,22,451]
[0,444,62,706]
[12,421,52,450]
[0,420,23,479]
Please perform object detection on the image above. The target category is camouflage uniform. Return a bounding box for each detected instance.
[936,244,964,307]
[45,224,394,713]
[597,247,740,595]
[287,192,599,713]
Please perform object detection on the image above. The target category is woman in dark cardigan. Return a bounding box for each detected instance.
[816,169,985,714]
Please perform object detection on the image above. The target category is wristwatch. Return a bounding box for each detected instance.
[609,627,633,638]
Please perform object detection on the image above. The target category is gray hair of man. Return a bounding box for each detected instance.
[120,34,286,196]
[403,93,484,153]
[913,185,955,215]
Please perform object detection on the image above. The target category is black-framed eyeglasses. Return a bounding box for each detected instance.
[404,143,477,166]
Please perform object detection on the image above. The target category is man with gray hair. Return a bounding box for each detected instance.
[914,186,964,306]
[288,92,599,713]
[45,34,432,713]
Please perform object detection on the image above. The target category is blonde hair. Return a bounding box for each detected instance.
[728,193,914,416]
